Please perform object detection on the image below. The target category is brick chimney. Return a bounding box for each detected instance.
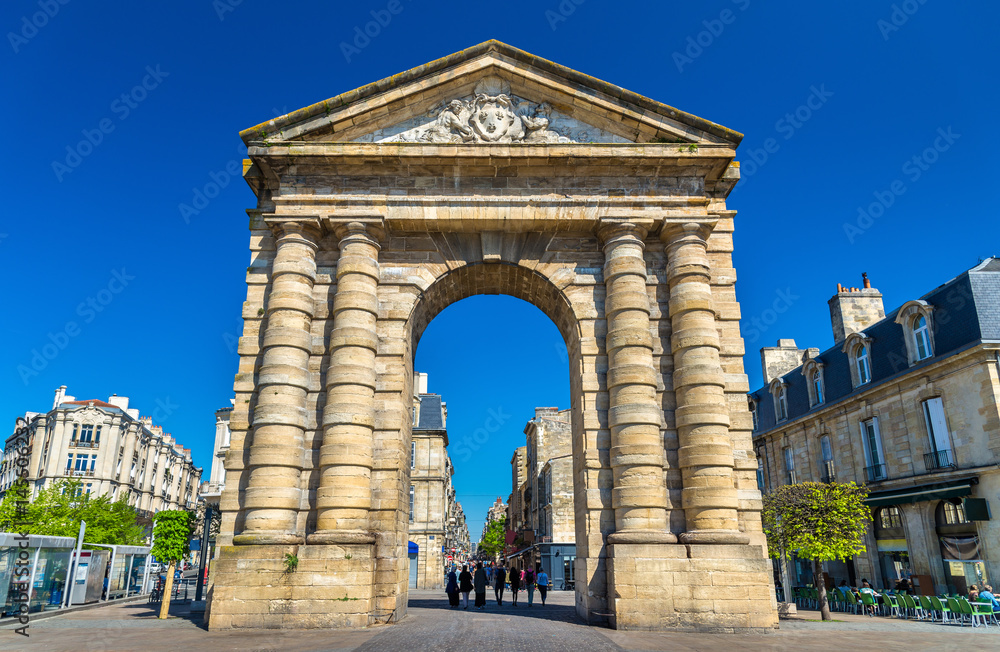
[760,339,806,384]
[828,273,884,344]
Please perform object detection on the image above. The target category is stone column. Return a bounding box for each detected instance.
[233,220,320,545]
[597,219,674,543]
[662,221,746,544]
[309,219,383,544]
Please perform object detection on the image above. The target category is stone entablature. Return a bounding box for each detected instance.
[209,40,775,633]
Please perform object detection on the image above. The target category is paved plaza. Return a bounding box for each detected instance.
[3,589,998,651]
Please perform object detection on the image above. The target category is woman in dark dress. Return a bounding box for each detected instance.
[458,564,474,609]
[509,564,521,606]
[446,567,460,608]
[473,562,488,610]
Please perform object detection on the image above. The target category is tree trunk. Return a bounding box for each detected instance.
[814,559,831,621]
[158,561,175,619]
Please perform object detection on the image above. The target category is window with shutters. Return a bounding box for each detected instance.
[922,397,954,470]
[861,418,886,481]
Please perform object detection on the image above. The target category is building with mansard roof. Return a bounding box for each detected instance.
[749,260,1000,596]
[407,373,469,588]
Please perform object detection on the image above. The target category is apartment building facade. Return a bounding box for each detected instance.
[1,385,202,515]
[750,261,1000,596]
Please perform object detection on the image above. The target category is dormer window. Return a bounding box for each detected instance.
[802,358,825,408]
[913,316,931,360]
[769,379,788,422]
[843,332,873,388]
[811,370,824,405]
[748,396,759,431]
[856,345,870,384]
[894,300,936,366]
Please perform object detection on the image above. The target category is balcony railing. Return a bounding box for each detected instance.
[66,469,95,477]
[70,440,99,449]
[821,460,836,484]
[865,463,887,482]
[924,449,955,471]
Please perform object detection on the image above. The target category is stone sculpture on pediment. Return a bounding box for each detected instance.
[364,75,627,144]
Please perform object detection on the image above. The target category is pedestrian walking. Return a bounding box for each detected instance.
[446,567,460,608]
[473,562,488,610]
[459,564,473,610]
[494,563,507,605]
[524,566,536,607]
[536,567,549,605]
[509,564,521,606]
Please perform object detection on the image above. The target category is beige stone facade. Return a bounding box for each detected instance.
[751,262,1000,596]
[408,387,468,588]
[1,385,201,514]
[199,402,233,508]
[208,41,777,632]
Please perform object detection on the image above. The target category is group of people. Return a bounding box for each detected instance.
[969,584,1000,610]
[445,562,549,611]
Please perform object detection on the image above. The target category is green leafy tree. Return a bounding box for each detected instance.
[0,479,145,545]
[151,510,195,619]
[762,482,872,620]
[478,516,506,560]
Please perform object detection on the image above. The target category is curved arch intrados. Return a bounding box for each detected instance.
[408,262,582,355]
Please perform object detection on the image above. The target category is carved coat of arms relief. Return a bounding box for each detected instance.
[359,75,629,144]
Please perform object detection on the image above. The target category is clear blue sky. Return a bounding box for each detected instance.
[3,1,997,538]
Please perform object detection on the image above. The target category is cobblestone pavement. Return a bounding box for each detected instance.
[357,589,619,652]
[3,591,999,651]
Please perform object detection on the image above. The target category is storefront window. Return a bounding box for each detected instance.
[874,505,909,589]
[936,500,984,594]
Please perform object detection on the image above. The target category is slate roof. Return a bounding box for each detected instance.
[415,394,444,431]
[750,258,1000,434]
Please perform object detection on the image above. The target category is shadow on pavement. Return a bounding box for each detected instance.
[407,596,589,624]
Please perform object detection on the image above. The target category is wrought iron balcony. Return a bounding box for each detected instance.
[865,463,887,482]
[821,460,836,484]
[66,469,95,477]
[924,449,955,471]
[70,440,99,449]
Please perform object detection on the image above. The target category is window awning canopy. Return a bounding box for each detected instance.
[865,477,977,508]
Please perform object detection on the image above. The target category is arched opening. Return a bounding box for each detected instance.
[403,261,589,614]
[874,506,910,589]
[935,500,985,594]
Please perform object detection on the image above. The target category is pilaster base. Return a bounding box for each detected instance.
[607,541,779,632]
[207,543,376,629]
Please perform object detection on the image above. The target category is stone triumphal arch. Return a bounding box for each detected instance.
[207,41,778,632]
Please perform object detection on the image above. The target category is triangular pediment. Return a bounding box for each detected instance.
[240,41,741,147]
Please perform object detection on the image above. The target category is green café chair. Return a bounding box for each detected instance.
[959,597,988,627]
[844,589,860,615]
[827,589,840,612]
[860,592,877,617]
[975,601,1000,628]
[904,593,926,620]
[880,593,899,618]
[948,596,968,626]
[919,594,936,622]
[930,596,952,623]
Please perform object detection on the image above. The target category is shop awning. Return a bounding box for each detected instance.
[865,477,977,508]
[408,541,418,554]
